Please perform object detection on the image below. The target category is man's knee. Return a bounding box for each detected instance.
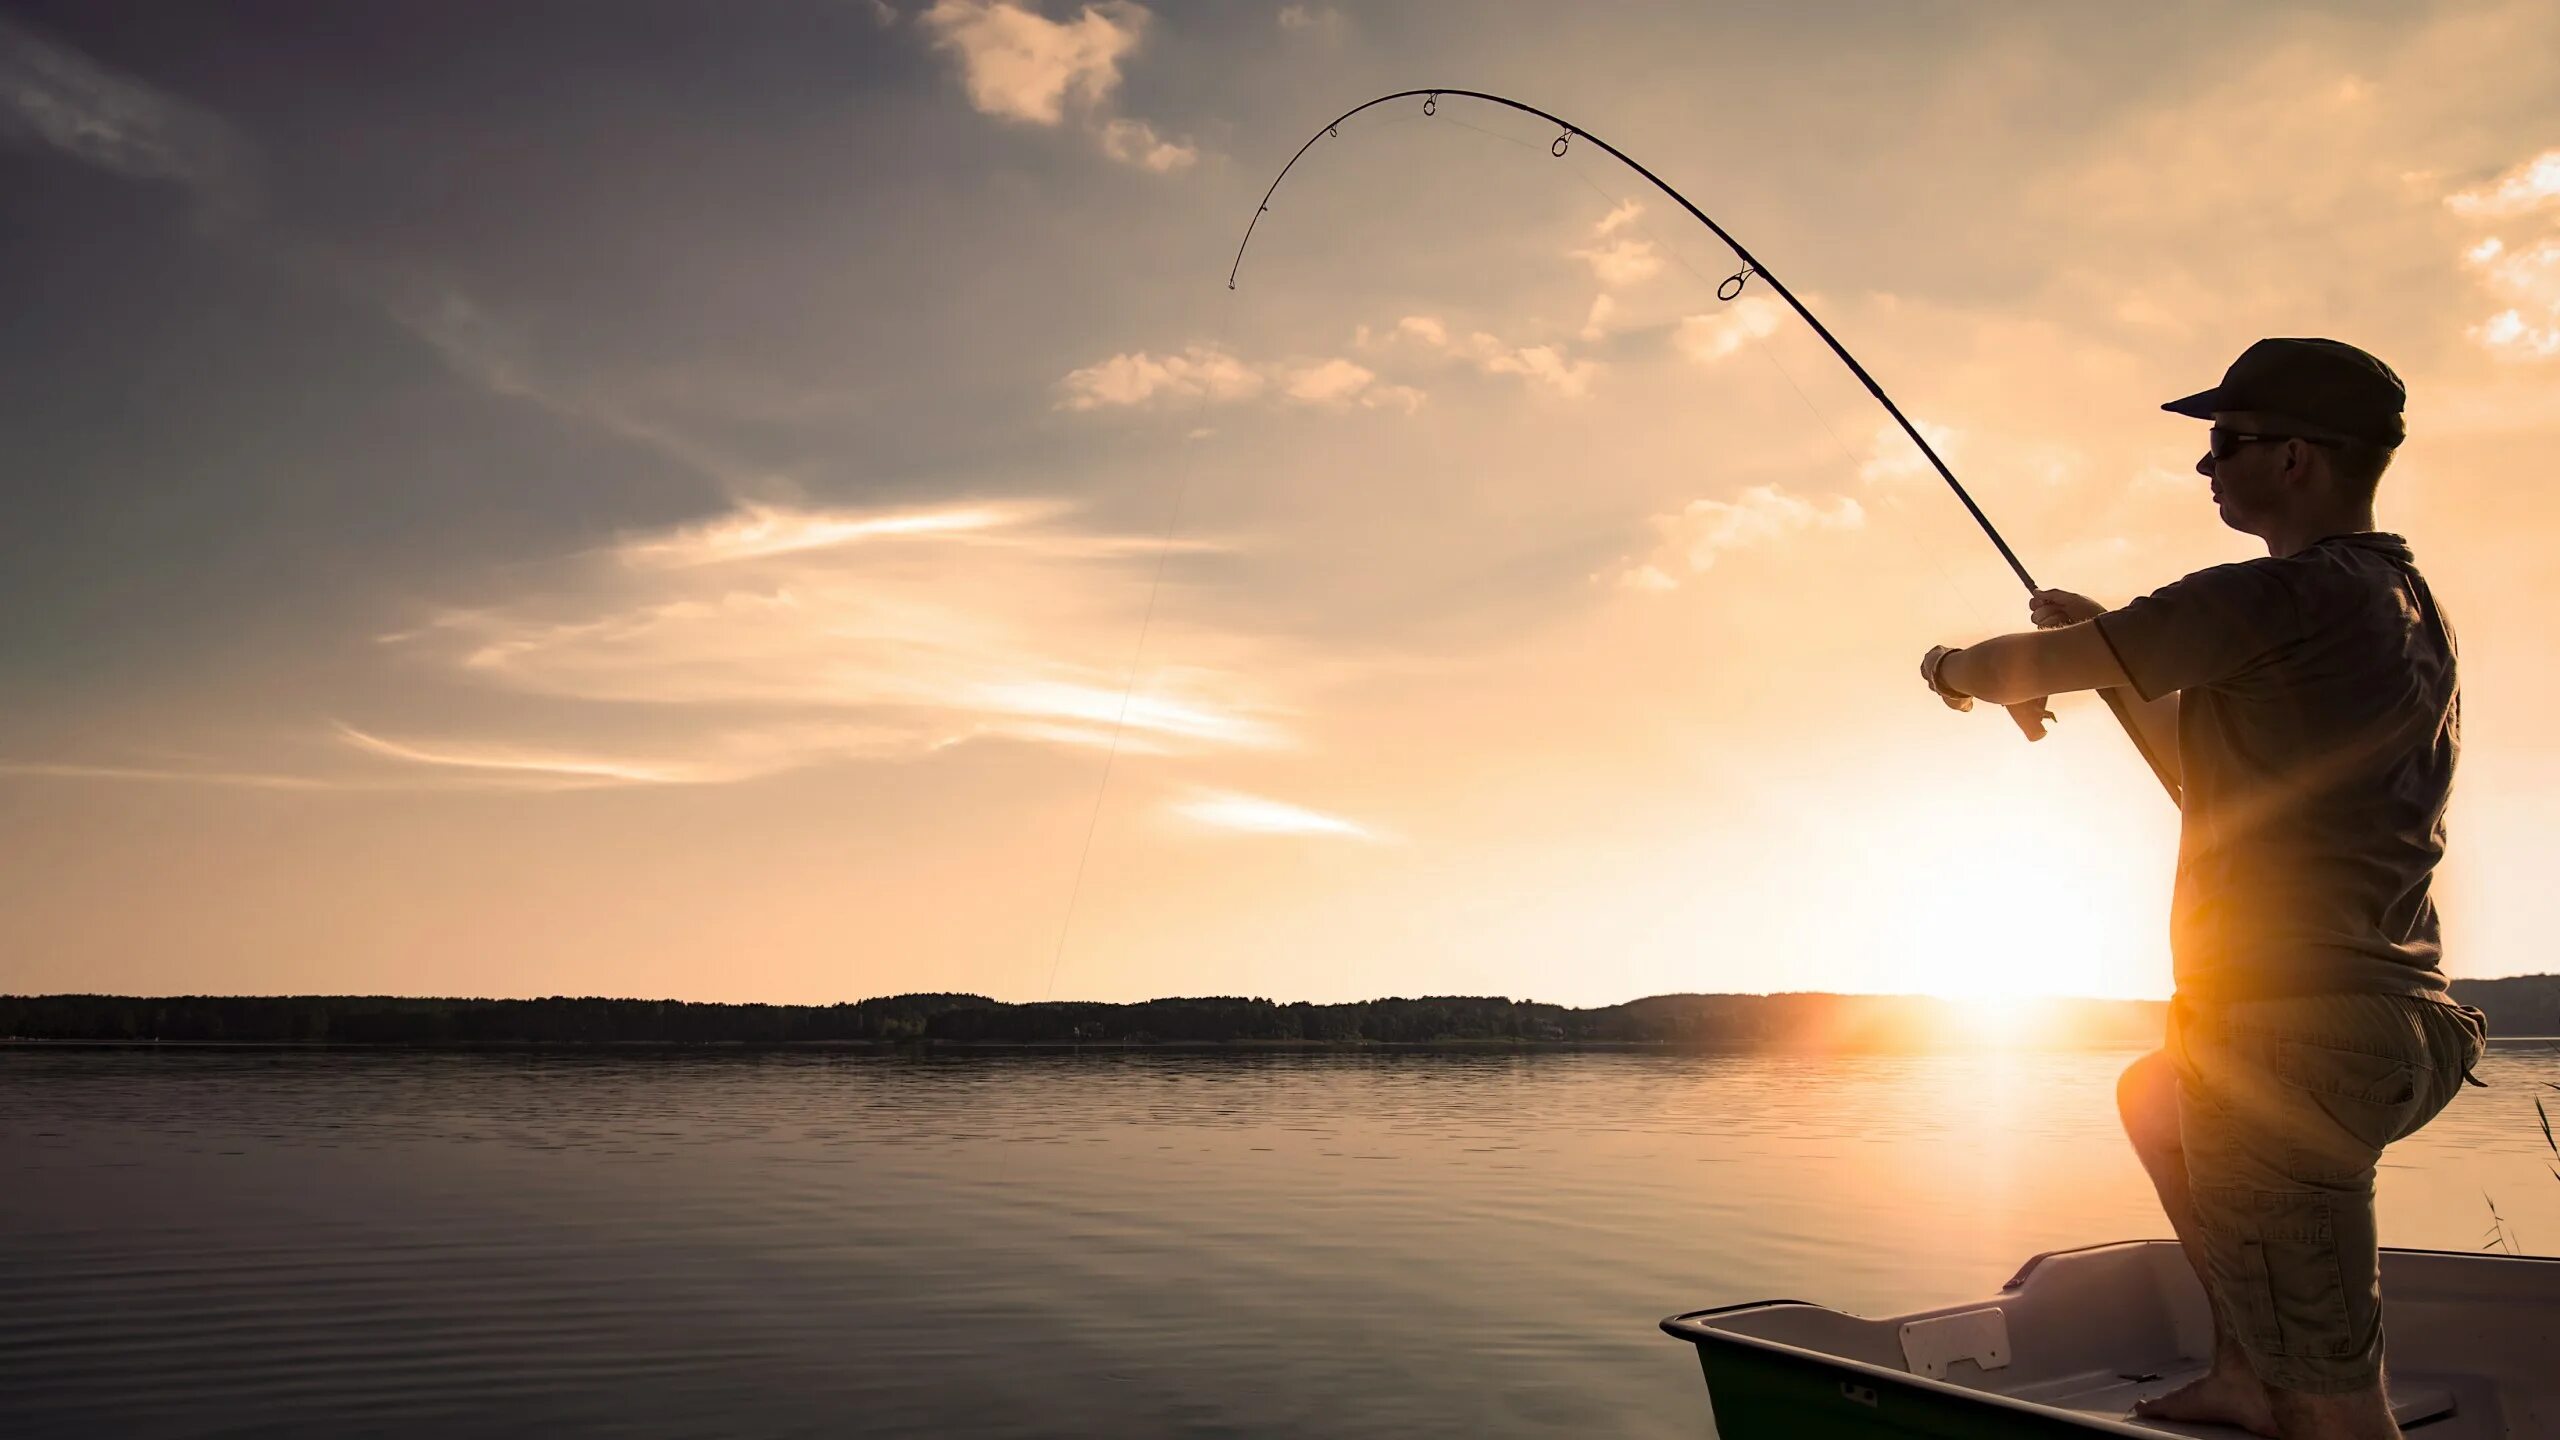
[2119,1049,2180,1159]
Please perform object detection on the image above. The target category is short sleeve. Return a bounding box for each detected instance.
[2091,560,2305,701]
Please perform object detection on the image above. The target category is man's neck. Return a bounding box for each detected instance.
[2263,510,2378,558]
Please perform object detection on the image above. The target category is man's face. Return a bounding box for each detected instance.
[2196,410,2299,536]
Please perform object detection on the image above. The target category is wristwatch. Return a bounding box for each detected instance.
[1923,645,1975,712]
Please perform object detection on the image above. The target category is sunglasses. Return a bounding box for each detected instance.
[2207,427,2339,461]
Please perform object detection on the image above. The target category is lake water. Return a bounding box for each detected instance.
[8,1044,2560,1437]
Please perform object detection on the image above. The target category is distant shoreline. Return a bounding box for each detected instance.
[7,983,2551,1052]
[10,1035,2558,1056]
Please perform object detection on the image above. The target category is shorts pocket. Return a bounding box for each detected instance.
[2272,1038,2421,1154]
[2196,1186,2375,1365]
[2271,1038,2419,1104]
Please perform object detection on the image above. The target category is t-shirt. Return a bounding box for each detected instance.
[2091,533,2458,1001]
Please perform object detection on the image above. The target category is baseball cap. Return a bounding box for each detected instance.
[2161,337,2406,448]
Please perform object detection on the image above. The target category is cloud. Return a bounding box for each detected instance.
[385,283,754,485]
[1470,339,1598,398]
[1858,419,1963,487]
[1096,116,1196,173]
[617,499,1062,567]
[919,0,1195,174]
[2446,149,2560,220]
[1275,5,1346,36]
[1579,294,1617,343]
[1057,344,1264,409]
[1393,315,1447,348]
[1672,297,1788,364]
[0,13,249,212]
[333,723,833,787]
[0,28,781,500]
[2449,155,2560,361]
[920,0,1144,125]
[1611,484,1864,590]
[1570,237,1662,289]
[1173,790,1376,839]
[2471,306,2560,359]
[0,760,337,791]
[1594,199,1643,237]
[1280,357,1373,403]
[350,498,1300,787]
[1058,345,1422,412]
[1383,315,1601,399]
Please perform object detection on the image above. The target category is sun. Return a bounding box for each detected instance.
[1804,756,2174,1004]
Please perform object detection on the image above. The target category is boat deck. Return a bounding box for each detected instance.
[2014,1363,2456,1434]
[1664,1242,2559,1439]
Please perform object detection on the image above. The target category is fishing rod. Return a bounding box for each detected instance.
[1228,88,2182,807]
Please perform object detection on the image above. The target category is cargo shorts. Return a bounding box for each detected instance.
[2167,991,2486,1393]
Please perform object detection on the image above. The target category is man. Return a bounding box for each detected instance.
[1914,337,2486,1440]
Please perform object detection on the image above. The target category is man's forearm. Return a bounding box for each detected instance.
[1937,632,2056,705]
[1936,622,2134,705]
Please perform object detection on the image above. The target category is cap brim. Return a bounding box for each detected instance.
[2160,387,2223,419]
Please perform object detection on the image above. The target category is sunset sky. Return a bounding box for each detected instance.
[5,1,2558,1007]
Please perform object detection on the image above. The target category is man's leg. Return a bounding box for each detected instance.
[2116,1050,2281,1436]
[2154,991,2480,1440]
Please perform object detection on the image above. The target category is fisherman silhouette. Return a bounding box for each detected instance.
[1919,338,2488,1440]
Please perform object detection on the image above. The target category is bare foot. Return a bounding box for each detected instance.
[2131,1366,2280,1436]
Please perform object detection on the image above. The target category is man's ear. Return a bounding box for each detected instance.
[2284,437,2321,486]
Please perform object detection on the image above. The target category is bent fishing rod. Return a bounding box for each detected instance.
[1228,88,2182,807]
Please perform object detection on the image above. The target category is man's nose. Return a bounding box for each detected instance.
[2195,452,2214,479]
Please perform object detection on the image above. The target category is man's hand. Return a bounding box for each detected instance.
[2029,588,2107,629]
[1928,644,2056,741]
[2002,590,2105,737]
[2005,699,2056,741]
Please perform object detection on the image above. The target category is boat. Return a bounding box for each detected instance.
[1660,1240,2560,1437]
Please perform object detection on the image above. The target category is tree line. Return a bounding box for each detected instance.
[1,980,2546,1049]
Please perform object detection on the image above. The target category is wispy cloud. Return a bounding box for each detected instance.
[1096,116,1196,173]
[0,760,335,791]
[349,498,1301,786]
[1578,294,1618,343]
[1058,344,1263,409]
[2447,149,2560,220]
[1673,297,1787,364]
[333,721,920,787]
[618,500,1055,567]
[1373,315,1600,399]
[1570,238,1662,289]
[0,22,773,494]
[1058,344,1421,412]
[1857,419,1964,487]
[0,13,249,213]
[385,283,755,485]
[1275,4,1346,38]
[1173,790,1377,840]
[1609,484,1864,591]
[2449,151,2560,361]
[1593,199,1643,237]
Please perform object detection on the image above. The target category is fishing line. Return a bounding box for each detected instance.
[1232,88,2180,804]
[1041,286,1237,1003]
[1040,106,1451,1003]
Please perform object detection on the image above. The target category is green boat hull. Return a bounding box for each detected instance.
[1692,1333,2115,1439]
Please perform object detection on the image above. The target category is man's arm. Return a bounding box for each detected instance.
[1936,622,2131,705]
[1936,621,2186,789]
